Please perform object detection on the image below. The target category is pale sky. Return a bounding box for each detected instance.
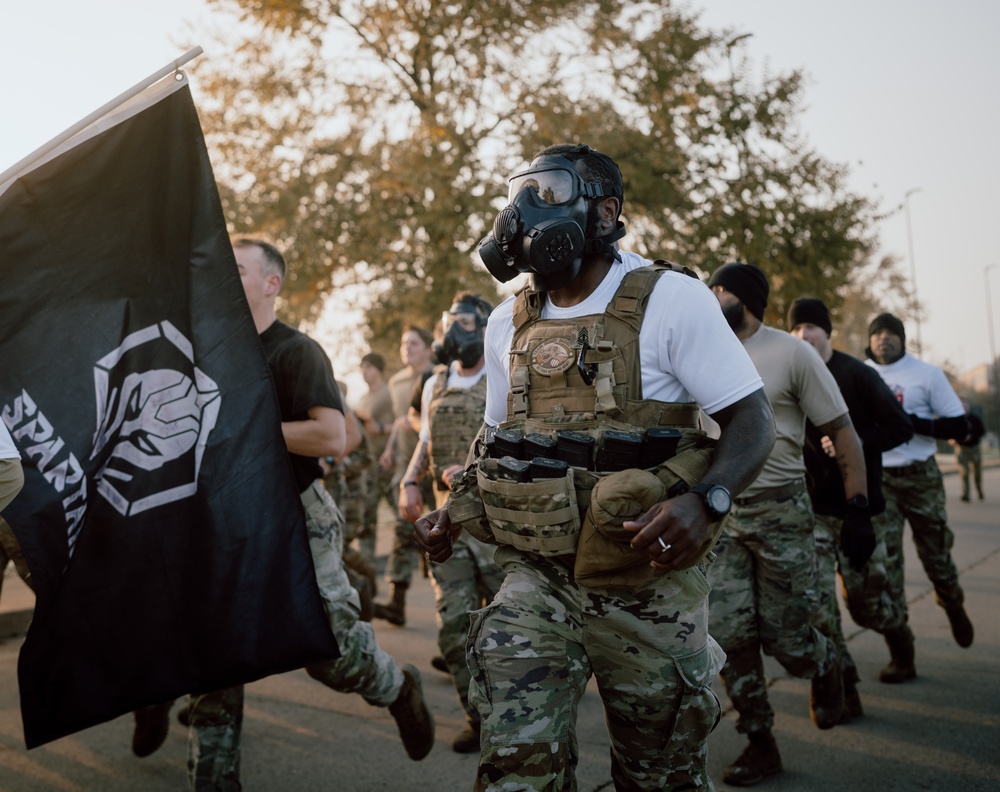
[3,0,999,380]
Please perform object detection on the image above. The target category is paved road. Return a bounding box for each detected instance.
[0,464,996,791]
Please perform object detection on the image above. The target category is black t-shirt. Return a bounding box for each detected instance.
[259,320,344,492]
[804,350,913,517]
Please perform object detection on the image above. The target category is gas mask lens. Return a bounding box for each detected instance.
[442,309,479,334]
[507,168,580,205]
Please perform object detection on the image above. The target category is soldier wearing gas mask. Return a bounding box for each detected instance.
[414,143,776,791]
[398,293,505,753]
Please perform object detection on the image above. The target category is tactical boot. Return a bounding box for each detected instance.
[840,670,863,722]
[346,567,374,622]
[722,730,782,786]
[810,660,844,730]
[431,655,451,674]
[452,720,481,754]
[132,701,173,757]
[388,664,435,760]
[945,604,974,648]
[879,626,917,683]
[373,582,408,626]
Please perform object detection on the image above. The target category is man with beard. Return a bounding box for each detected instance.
[788,297,913,720]
[707,263,873,786]
[865,312,973,681]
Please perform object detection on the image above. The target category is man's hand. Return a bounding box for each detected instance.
[413,508,461,563]
[398,482,424,522]
[440,464,464,490]
[623,493,710,571]
[841,505,876,572]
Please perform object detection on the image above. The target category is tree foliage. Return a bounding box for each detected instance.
[188,0,884,362]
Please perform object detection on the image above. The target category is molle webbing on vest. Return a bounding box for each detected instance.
[426,365,487,487]
[507,261,698,423]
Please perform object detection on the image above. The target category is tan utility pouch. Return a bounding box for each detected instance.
[445,465,495,545]
[477,459,581,556]
[573,443,726,590]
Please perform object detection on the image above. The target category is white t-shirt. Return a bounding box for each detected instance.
[419,362,487,442]
[0,421,18,460]
[483,252,762,426]
[866,353,964,466]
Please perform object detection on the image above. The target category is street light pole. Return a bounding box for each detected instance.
[904,187,923,353]
[985,263,1000,441]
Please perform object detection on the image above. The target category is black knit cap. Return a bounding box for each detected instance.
[868,312,906,344]
[708,263,769,321]
[787,297,832,335]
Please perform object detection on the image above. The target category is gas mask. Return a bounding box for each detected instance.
[477,153,627,291]
[433,299,490,368]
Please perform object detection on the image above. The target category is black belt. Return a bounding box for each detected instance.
[884,459,931,477]
[734,480,806,507]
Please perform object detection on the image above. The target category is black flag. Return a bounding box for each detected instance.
[0,73,339,747]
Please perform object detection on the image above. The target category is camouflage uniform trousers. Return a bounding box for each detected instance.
[467,544,724,792]
[340,466,374,567]
[881,456,965,619]
[428,488,505,725]
[956,445,983,500]
[707,490,836,735]
[187,481,403,791]
[382,471,434,585]
[812,511,902,686]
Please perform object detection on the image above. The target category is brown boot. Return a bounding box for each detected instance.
[945,604,974,648]
[346,567,374,622]
[452,720,481,754]
[722,729,782,786]
[388,664,435,760]
[132,701,173,757]
[840,672,863,722]
[810,659,844,730]
[373,582,408,626]
[879,626,917,683]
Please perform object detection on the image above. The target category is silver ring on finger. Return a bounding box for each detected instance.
[657,536,672,553]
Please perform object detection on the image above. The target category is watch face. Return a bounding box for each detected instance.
[708,487,731,514]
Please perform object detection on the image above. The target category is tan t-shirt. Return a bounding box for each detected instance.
[355,383,394,456]
[740,324,848,499]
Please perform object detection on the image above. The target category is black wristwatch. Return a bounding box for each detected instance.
[846,494,869,511]
[690,482,732,521]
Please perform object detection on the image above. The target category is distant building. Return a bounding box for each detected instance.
[957,363,993,394]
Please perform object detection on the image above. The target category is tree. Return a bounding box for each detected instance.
[188,0,884,362]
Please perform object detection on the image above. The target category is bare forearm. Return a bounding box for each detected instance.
[704,388,775,495]
[403,439,431,484]
[282,408,346,459]
[822,416,868,500]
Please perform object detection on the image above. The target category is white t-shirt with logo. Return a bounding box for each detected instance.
[866,353,964,467]
[483,251,762,426]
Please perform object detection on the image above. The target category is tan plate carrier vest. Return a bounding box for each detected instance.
[447,262,726,581]
[426,364,488,492]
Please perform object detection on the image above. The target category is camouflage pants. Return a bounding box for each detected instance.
[188,481,403,791]
[707,490,835,735]
[468,546,723,791]
[427,490,504,724]
[340,469,374,566]
[382,472,433,585]
[812,512,901,683]
[882,457,964,618]
[956,446,983,499]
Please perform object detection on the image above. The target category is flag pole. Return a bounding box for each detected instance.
[0,46,204,187]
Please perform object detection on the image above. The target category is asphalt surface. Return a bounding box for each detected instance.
[0,459,996,791]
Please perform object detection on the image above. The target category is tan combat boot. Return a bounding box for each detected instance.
[373,581,408,626]
[388,664,435,760]
[945,603,974,648]
[810,658,844,730]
